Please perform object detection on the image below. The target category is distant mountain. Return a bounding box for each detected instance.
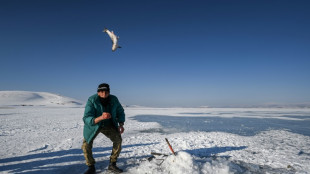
[123,105,147,108]
[258,102,310,108]
[200,103,310,108]
[0,91,84,107]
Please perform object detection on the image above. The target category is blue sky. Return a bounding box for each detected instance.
[1,0,309,107]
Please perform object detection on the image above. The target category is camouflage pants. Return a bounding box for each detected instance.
[82,125,122,166]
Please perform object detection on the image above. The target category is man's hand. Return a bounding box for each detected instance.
[101,112,111,120]
[94,112,111,124]
[119,126,124,134]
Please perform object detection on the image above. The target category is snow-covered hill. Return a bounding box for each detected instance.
[0,91,84,107]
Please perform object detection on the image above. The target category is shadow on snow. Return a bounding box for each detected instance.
[0,142,296,173]
[0,143,155,174]
[184,146,247,158]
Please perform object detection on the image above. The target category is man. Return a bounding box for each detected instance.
[82,83,125,174]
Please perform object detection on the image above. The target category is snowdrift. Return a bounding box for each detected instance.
[0,91,83,107]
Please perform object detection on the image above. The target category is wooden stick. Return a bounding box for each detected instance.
[165,138,176,156]
[151,152,168,156]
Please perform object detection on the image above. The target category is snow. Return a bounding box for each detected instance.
[1,92,310,173]
[0,91,83,107]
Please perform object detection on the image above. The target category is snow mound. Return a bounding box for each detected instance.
[0,91,84,107]
[161,152,200,174]
[127,152,231,174]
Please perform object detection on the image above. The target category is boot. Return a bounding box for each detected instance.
[108,162,123,173]
[83,165,96,174]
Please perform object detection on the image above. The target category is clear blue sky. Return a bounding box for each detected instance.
[1,0,309,107]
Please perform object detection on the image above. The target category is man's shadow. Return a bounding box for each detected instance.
[0,143,156,174]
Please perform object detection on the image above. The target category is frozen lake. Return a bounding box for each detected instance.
[133,113,310,136]
[1,107,310,173]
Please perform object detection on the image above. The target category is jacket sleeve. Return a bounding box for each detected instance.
[115,97,125,124]
[83,99,96,126]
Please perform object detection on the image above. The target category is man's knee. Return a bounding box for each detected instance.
[116,134,122,143]
[82,139,92,151]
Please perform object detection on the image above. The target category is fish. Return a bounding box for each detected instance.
[103,28,121,52]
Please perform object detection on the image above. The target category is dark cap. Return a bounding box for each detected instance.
[97,83,110,92]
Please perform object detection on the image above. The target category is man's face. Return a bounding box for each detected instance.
[97,90,109,98]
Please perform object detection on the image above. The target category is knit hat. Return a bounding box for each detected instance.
[97,83,110,92]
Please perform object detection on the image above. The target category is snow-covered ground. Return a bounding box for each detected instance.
[0,92,310,173]
[1,106,310,174]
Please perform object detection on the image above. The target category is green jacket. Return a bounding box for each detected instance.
[83,94,125,143]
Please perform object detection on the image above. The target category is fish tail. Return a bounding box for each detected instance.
[103,28,108,32]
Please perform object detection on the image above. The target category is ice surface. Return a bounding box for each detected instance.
[0,104,310,173]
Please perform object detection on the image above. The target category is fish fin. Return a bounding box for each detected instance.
[118,46,121,48]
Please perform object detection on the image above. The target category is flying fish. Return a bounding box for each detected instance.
[103,28,121,52]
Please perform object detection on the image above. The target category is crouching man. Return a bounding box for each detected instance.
[82,83,125,174]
